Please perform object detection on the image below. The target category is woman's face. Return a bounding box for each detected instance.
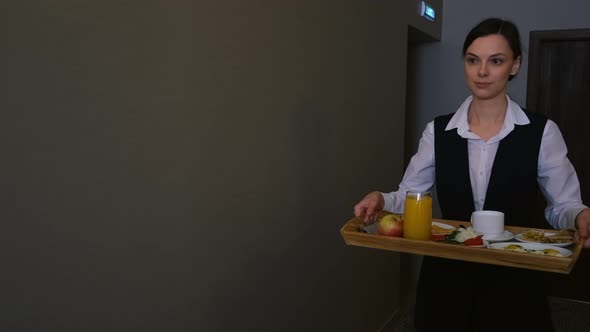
[464,34,521,101]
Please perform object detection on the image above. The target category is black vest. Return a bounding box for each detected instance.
[434,111,547,227]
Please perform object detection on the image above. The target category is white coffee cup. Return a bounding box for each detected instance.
[471,210,504,235]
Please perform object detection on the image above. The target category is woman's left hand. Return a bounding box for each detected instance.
[575,208,590,248]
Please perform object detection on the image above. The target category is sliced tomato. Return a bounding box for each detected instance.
[464,235,484,246]
[430,234,447,242]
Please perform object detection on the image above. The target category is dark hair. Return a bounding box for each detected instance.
[462,18,522,81]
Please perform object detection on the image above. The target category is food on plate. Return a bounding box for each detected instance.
[430,233,448,242]
[501,244,564,257]
[431,223,455,234]
[431,226,484,246]
[451,227,480,242]
[503,244,525,252]
[463,236,485,246]
[377,214,403,237]
[541,248,562,256]
[521,230,573,244]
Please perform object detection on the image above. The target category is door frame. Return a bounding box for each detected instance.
[526,28,590,112]
[525,28,590,302]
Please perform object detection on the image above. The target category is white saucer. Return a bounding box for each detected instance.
[481,230,514,242]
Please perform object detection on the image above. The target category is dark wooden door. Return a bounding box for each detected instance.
[526,28,590,302]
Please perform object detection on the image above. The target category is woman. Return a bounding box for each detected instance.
[354,18,590,331]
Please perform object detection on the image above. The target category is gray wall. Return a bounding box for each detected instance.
[1,1,439,331]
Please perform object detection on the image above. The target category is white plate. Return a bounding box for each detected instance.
[479,230,514,242]
[514,232,573,247]
[488,242,572,257]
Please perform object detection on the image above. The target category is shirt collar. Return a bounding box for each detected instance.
[445,95,530,140]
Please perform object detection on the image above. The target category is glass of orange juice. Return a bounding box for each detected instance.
[403,191,432,241]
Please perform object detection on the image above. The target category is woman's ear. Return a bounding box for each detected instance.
[511,56,522,76]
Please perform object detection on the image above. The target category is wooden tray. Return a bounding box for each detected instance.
[340,214,583,274]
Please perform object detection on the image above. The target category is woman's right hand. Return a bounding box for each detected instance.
[575,208,590,248]
[353,191,385,223]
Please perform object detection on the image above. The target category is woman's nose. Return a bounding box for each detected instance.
[478,63,488,77]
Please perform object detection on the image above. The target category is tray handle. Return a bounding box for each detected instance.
[566,241,584,273]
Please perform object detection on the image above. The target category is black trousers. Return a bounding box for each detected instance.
[414,257,555,332]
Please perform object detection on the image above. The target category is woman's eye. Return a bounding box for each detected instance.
[466,57,478,64]
[491,58,504,65]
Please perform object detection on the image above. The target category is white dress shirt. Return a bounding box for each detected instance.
[382,95,587,230]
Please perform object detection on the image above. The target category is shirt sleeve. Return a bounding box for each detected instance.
[382,121,436,214]
[537,120,588,230]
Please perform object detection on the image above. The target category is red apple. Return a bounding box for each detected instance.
[378,214,403,237]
